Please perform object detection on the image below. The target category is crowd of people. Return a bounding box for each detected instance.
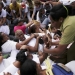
[0,0,75,75]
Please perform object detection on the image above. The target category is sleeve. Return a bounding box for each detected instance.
[18,3,21,8]
[9,4,12,10]
[3,10,6,17]
[0,64,18,75]
[59,25,75,45]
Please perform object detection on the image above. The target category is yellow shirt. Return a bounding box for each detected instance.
[9,2,21,12]
[59,16,75,45]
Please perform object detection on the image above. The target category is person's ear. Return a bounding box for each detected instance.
[59,17,64,23]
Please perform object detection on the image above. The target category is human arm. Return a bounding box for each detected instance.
[24,5,29,19]
[1,17,6,25]
[9,4,15,18]
[0,50,26,75]
[44,44,68,55]
[31,7,36,20]
[19,5,22,18]
[24,12,27,19]
[25,21,33,28]
[20,34,40,52]
[16,34,35,50]
[44,24,75,55]
[36,11,40,22]
[27,35,41,52]
[51,40,59,45]
[0,10,6,25]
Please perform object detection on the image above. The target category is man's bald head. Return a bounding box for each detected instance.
[15,30,25,41]
[15,30,23,36]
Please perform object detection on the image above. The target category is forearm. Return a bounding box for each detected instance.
[25,21,32,27]
[28,37,39,52]
[2,18,6,25]
[40,1,45,5]
[13,61,20,68]
[44,48,61,55]
[44,44,67,55]
[16,35,35,50]
[19,9,21,17]
[20,35,34,45]
[11,11,15,18]
[39,29,44,33]
[32,13,34,20]
[51,40,59,45]
[24,13,26,19]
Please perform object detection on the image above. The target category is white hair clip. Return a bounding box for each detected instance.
[25,52,27,56]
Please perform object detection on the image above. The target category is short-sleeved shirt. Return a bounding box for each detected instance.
[59,16,75,45]
[9,2,21,12]
[14,25,26,33]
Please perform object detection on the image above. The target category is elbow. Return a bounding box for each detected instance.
[33,48,38,52]
[29,47,38,52]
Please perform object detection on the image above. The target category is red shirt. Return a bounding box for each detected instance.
[14,25,26,33]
